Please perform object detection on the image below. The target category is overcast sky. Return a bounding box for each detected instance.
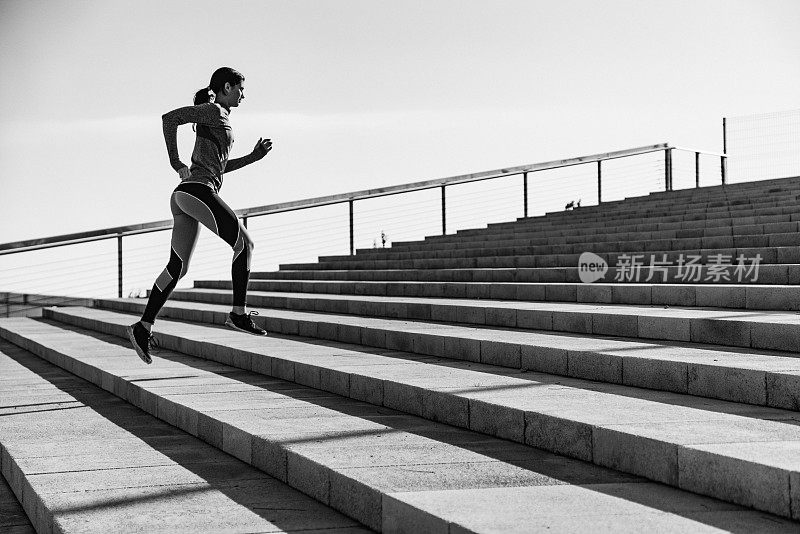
[1,0,799,245]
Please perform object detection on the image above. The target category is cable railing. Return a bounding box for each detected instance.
[0,142,727,312]
[723,109,800,183]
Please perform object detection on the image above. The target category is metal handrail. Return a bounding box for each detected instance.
[0,142,723,254]
[0,142,727,297]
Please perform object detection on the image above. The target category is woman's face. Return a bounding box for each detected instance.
[229,82,245,107]
[217,82,245,109]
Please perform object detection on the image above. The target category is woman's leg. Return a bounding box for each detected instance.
[170,183,255,313]
[128,191,200,363]
[140,196,201,326]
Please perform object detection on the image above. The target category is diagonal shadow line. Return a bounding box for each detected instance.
[0,338,372,533]
[0,401,84,409]
[255,320,800,425]
[0,406,85,417]
[49,482,323,516]
[46,309,800,424]
[261,328,800,425]
[50,483,215,515]
[40,319,795,532]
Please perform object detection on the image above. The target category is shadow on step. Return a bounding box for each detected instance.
[259,331,800,427]
[0,339,370,533]
[30,321,795,532]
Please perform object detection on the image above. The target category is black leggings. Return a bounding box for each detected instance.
[141,182,253,324]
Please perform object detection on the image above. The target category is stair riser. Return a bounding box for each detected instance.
[493,197,800,227]
[96,298,800,410]
[168,290,800,352]
[33,308,800,521]
[312,243,798,270]
[495,206,799,233]
[262,265,800,286]
[336,223,800,261]
[500,179,800,225]
[345,229,800,259]
[388,208,800,250]
[509,196,800,226]
[348,247,796,266]
[424,201,800,235]
[1,452,46,534]
[405,207,800,241]
[474,212,799,239]
[197,280,800,312]
[521,188,800,214]
[342,233,799,263]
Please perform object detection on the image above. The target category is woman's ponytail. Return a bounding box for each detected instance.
[193,87,214,105]
[192,68,245,106]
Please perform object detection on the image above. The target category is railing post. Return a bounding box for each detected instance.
[721,156,727,185]
[117,235,123,298]
[695,152,700,188]
[597,161,602,203]
[722,116,728,186]
[242,216,248,229]
[441,185,446,235]
[349,200,354,256]
[664,148,673,191]
[523,172,528,218]
[723,117,727,155]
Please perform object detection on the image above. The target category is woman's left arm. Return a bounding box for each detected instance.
[226,138,272,173]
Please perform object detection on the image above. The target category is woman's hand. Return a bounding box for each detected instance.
[177,166,191,180]
[253,137,273,159]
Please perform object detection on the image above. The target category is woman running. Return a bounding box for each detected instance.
[127,66,271,364]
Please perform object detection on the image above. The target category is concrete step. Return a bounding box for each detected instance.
[336,222,800,261]
[546,181,800,209]
[372,215,800,255]
[9,319,799,531]
[503,195,800,225]
[340,235,800,267]
[491,178,800,230]
[437,197,800,231]
[383,219,800,258]
[199,278,800,312]
[0,336,369,534]
[282,250,793,274]
[511,197,800,225]
[166,288,800,352]
[92,298,800,408]
[307,242,798,272]
[515,199,800,226]
[387,205,800,251]
[487,211,799,237]
[261,264,800,285]
[457,197,800,230]
[362,246,798,268]
[643,176,800,198]
[19,307,800,524]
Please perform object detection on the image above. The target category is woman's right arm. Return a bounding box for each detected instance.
[162,104,218,172]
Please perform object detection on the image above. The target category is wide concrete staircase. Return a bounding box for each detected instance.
[2,175,800,532]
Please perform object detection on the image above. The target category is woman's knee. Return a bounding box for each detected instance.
[178,260,192,279]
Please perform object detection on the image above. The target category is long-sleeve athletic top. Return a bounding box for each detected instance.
[162,102,266,193]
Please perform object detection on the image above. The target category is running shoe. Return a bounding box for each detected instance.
[225,311,267,336]
[126,322,156,364]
